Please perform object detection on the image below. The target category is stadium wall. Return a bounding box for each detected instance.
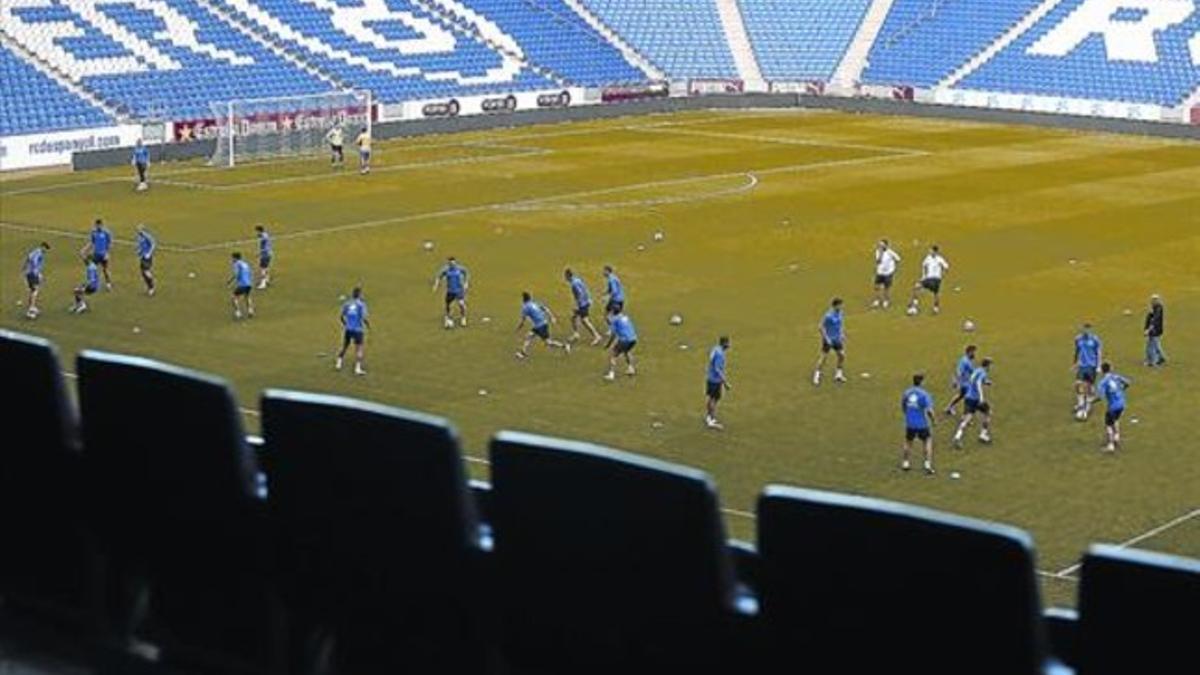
[71,91,1200,171]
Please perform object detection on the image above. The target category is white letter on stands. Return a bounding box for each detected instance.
[1028,0,1195,63]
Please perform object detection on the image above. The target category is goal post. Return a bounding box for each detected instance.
[209,90,372,168]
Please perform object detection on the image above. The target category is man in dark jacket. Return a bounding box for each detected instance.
[1144,294,1166,366]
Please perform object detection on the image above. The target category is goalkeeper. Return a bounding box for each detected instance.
[326,125,345,166]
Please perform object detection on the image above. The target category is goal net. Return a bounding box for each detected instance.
[208,90,372,168]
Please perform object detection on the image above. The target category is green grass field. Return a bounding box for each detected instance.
[3,109,1198,608]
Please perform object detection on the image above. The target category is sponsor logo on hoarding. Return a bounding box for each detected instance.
[422,99,461,118]
[688,79,744,95]
[481,95,518,114]
[536,91,572,108]
[600,83,669,104]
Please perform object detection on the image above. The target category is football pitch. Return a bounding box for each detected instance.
[2,109,1198,608]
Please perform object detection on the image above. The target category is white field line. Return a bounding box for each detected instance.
[0,221,191,253]
[503,173,760,212]
[159,147,551,192]
[179,151,919,252]
[0,111,856,197]
[630,124,930,156]
[1054,507,1200,578]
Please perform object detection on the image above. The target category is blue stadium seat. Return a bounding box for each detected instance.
[488,431,745,673]
[210,0,557,103]
[580,0,737,78]
[0,46,112,135]
[756,485,1057,674]
[76,351,286,673]
[437,0,645,86]
[0,331,95,628]
[1077,544,1200,674]
[862,0,1043,87]
[961,0,1200,106]
[259,389,493,674]
[739,0,872,80]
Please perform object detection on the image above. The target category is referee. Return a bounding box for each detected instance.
[1144,294,1166,367]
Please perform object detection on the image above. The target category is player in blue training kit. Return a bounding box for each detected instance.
[515,292,570,359]
[255,225,273,289]
[335,286,370,375]
[564,268,602,345]
[227,252,255,319]
[135,225,156,295]
[602,265,625,316]
[813,297,847,385]
[71,257,101,314]
[82,219,114,290]
[603,311,638,380]
[433,257,469,328]
[944,344,977,416]
[953,357,993,448]
[705,336,732,430]
[1097,362,1131,453]
[132,139,150,190]
[901,373,936,474]
[23,241,50,319]
[1072,323,1103,420]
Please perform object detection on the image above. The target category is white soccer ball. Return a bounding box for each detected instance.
[962,319,976,332]
[1074,409,1087,421]
[444,317,455,329]
[653,231,664,242]
[636,244,646,252]
[423,240,435,251]
[669,314,683,326]
[906,306,919,316]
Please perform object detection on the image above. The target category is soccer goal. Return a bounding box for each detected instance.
[208,90,372,168]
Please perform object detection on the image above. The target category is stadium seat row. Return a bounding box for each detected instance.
[2,328,1197,674]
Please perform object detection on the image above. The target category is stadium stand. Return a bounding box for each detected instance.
[4,328,1199,674]
[1077,545,1200,674]
[739,0,873,81]
[579,0,738,78]
[488,431,749,673]
[259,390,493,674]
[76,350,286,673]
[0,43,113,135]
[210,0,557,103]
[861,0,1044,87]
[0,332,93,628]
[959,0,1200,106]
[429,0,646,86]
[756,485,1058,674]
[2,0,335,121]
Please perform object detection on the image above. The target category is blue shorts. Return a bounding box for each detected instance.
[360,149,371,161]
[614,339,636,355]
[606,299,624,315]
[26,273,41,290]
[343,330,364,346]
[905,427,931,441]
[445,291,464,304]
[1077,366,1097,384]
[574,304,591,318]
[81,284,98,295]
[965,399,990,415]
[532,324,550,340]
[92,252,109,265]
[259,254,272,269]
[958,385,970,398]
[707,380,723,400]
[1105,408,1123,426]
[822,338,844,353]
[234,285,252,297]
